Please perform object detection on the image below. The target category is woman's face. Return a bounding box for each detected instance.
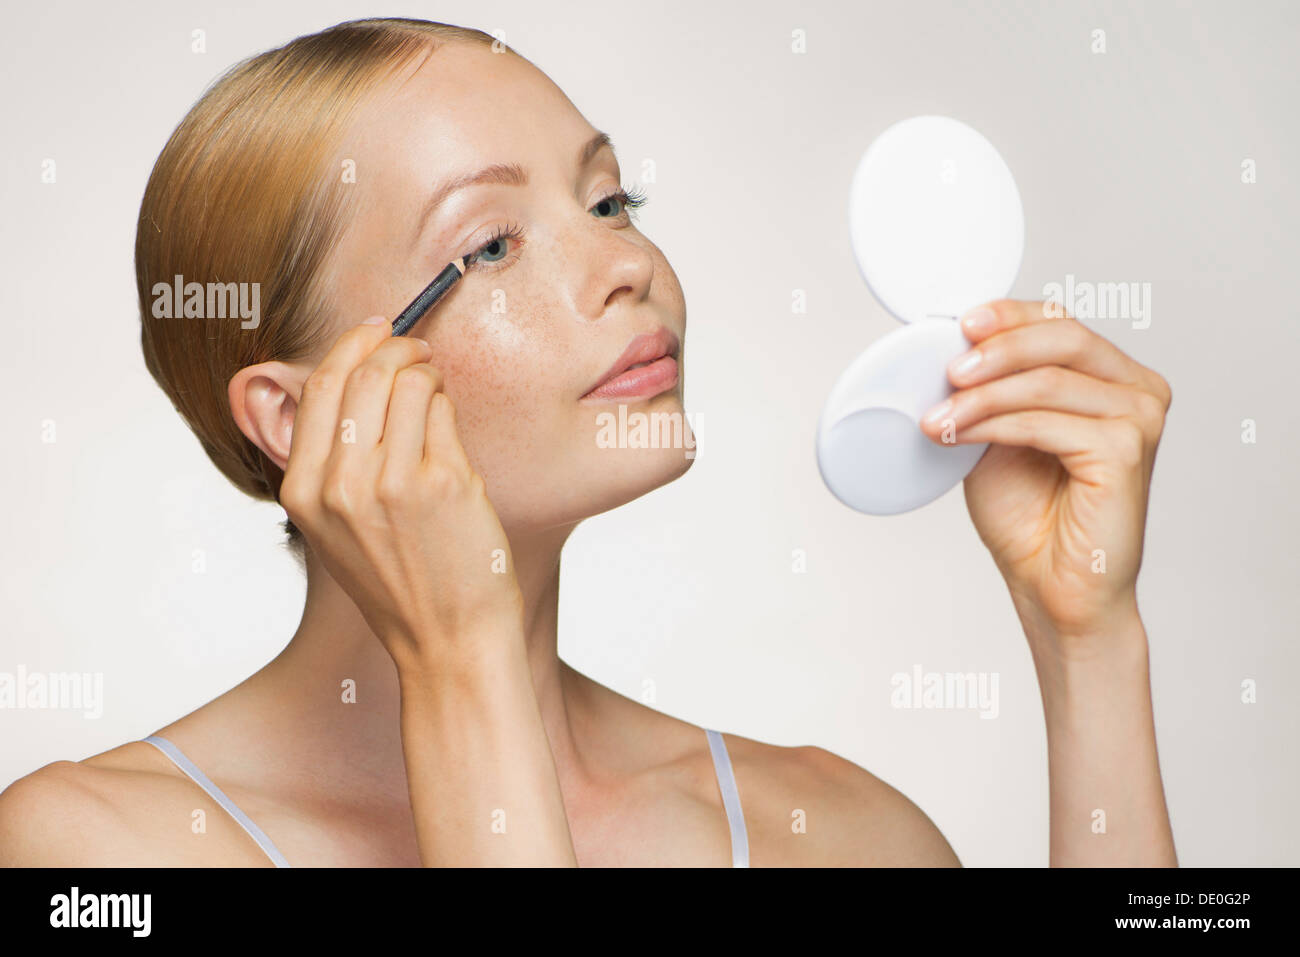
[323,42,693,533]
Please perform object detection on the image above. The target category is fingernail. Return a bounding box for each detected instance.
[361,314,388,325]
[960,307,995,335]
[950,350,982,378]
[922,398,952,425]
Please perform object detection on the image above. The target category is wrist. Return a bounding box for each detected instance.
[1029,614,1152,723]
[391,616,528,690]
[1015,589,1144,662]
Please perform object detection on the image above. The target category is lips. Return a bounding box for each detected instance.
[581,327,681,401]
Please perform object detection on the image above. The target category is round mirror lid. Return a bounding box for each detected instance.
[849,115,1024,323]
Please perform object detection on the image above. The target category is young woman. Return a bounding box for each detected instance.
[0,18,1176,867]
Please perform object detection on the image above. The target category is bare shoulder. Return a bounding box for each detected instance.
[0,743,267,867]
[719,731,961,867]
[580,674,959,866]
[0,753,142,866]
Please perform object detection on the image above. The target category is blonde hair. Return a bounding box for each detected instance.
[136,18,513,565]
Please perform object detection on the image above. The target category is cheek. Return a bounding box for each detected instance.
[427,291,583,482]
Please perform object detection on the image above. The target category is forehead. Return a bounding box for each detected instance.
[347,43,593,179]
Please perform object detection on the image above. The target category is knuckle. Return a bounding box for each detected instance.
[1112,420,1146,467]
[346,362,386,393]
[1135,389,1166,427]
[319,473,354,514]
[1064,322,1092,362]
[374,467,406,507]
[278,471,305,505]
[1154,373,1173,410]
[302,372,336,399]
[1019,410,1046,442]
[278,479,309,520]
[1035,365,1069,400]
[425,463,458,496]
[382,336,423,362]
[394,365,435,395]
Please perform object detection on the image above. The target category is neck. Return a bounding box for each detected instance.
[257,522,596,798]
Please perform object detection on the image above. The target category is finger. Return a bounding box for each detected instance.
[381,364,444,475]
[947,408,1148,475]
[949,311,1148,392]
[921,365,1142,440]
[959,299,1170,405]
[285,318,394,479]
[422,391,473,477]
[331,335,434,458]
[1000,300,1173,413]
[958,298,1068,344]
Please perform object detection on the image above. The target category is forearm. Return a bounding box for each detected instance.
[1028,614,1177,867]
[395,639,578,867]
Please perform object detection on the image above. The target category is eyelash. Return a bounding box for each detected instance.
[462,184,649,274]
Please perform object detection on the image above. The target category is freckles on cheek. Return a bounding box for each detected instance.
[432,301,574,469]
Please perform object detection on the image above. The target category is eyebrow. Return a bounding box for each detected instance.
[411,130,615,246]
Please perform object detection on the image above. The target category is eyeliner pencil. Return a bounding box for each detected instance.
[391,253,473,337]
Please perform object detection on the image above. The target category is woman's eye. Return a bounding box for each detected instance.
[591,185,647,221]
[475,236,509,263]
[465,223,524,271]
[591,193,626,218]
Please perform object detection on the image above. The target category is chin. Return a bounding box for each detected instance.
[491,453,695,535]
[588,395,697,504]
[576,443,696,523]
[492,399,698,532]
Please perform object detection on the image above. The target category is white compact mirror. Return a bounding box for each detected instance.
[816,115,1025,515]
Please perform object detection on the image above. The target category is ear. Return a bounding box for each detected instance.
[227,361,307,472]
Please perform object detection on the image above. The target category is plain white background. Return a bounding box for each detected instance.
[1,0,1296,865]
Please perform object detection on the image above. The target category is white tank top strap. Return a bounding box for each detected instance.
[141,735,291,868]
[704,728,750,867]
[142,731,748,868]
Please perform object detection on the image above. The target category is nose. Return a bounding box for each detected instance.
[565,211,655,323]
